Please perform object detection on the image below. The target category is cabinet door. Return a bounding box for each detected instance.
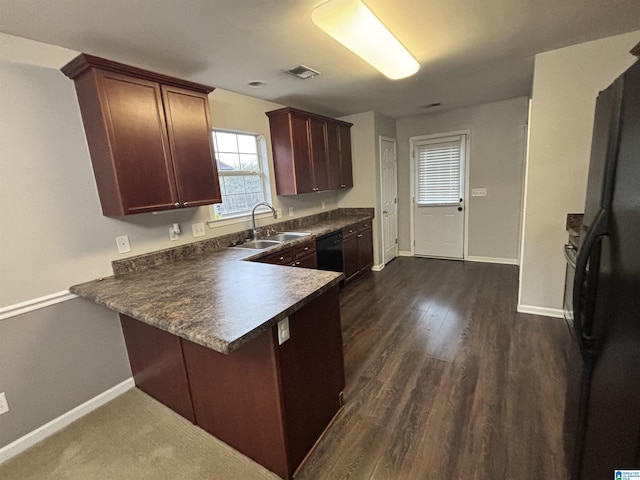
[338,124,353,188]
[342,232,359,281]
[326,122,342,190]
[162,86,222,207]
[309,117,329,191]
[357,226,374,272]
[97,70,178,214]
[290,113,315,193]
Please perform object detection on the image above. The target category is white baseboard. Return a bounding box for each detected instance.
[517,305,564,318]
[465,256,518,265]
[0,378,135,465]
[398,251,412,257]
[371,263,385,272]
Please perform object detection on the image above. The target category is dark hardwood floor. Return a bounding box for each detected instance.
[297,257,570,480]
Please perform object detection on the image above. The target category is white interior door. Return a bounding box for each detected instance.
[380,136,398,264]
[413,135,466,259]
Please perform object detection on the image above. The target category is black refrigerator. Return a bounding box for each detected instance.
[564,54,640,479]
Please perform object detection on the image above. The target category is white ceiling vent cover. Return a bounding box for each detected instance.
[284,65,321,79]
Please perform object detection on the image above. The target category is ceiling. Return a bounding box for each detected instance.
[1,0,639,118]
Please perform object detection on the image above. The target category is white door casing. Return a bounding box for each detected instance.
[412,133,467,259]
[380,136,398,265]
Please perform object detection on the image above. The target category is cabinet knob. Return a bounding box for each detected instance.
[357,234,363,238]
[174,203,180,208]
[183,201,189,207]
[341,184,346,188]
[279,256,284,261]
[303,247,309,251]
[294,261,300,266]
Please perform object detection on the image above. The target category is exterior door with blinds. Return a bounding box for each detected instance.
[413,134,466,259]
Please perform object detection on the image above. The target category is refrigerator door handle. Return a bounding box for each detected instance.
[573,209,607,354]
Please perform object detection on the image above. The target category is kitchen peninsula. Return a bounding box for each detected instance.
[70,209,373,479]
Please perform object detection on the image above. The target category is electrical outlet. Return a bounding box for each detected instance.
[169,228,179,241]
[192,223,205,238]
[0,392,9,415]
[288,207,294,217]
[321,200,326,210]
[277,317,290,345]
[115,235,131,253]
[471,188,487,197]
[275,208,282,218]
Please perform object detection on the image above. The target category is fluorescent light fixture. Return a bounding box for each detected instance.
[311,0,420,80]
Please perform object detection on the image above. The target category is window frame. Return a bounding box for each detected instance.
[207,128,272,224]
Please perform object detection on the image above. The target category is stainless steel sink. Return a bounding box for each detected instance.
[268,232,311,242]
[234,239,282,250]
[233,232,311,250]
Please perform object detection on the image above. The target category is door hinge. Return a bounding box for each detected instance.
[394,198,397,204]
[395,238,398,244]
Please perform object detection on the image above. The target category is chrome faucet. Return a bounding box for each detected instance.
[251,202,277,240]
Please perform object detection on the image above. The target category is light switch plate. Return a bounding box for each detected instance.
[471,188,487,197]
[115,235,131,253]
[192,223,205,238]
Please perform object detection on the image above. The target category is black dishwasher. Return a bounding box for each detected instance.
[316,231,343,272]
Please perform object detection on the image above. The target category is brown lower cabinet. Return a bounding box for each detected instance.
[119,285,344,480]
[342,220,374,284]
[256,239,317,269]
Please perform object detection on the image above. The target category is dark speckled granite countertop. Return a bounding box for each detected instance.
[70,210,372,354]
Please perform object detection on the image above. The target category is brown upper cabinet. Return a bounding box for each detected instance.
[266,107,353,195]
[61,54,222,216]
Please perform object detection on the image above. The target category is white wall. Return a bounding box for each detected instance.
[518,31,639,315]
[337,112,380,263]
[396,97,529,261]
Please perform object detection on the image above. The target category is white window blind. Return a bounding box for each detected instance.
[415,136,463,205]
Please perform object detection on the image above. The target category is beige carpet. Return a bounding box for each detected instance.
[0,388,280,480]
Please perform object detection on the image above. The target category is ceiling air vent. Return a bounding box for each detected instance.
[284,65,321,79]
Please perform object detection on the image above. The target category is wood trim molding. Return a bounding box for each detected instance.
[516,304,564,319]
[0,291,77,321]
[61,54,215,93]
[465,256,518,265]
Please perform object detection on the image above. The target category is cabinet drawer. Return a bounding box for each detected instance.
[357,220,372,231]
[293,240,316,259]
[342,224,358,239]
[258,248,294,265]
